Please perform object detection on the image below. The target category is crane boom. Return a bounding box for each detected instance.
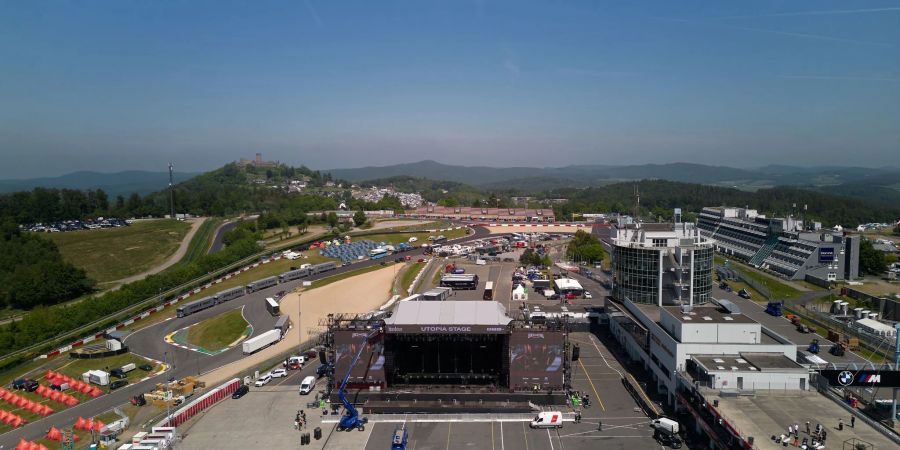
[337,327,380,431]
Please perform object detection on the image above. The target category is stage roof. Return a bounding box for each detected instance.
[385,301,514,327]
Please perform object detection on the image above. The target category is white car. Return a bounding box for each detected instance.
[583,291,593,299]
[270,368,287,378]
[254,374,273,387]
[408,237,418,243]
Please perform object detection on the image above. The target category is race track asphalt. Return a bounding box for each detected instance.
[0,226,491,447]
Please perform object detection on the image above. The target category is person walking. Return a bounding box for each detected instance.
[794,423,799,437]
[850,416,855,428]
[597,418,602,431]
[805,421,810,434]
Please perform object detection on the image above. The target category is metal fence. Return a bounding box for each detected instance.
[798,303,898,355]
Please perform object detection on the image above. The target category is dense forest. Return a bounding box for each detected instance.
[0,220,94,309]
[553,180,900,227]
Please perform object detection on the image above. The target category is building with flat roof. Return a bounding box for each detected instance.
[611,220,715,306]
[606,297,799,408]
[698,206,860,282]
[404,206,555,222]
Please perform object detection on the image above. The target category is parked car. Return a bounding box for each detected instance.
[139,364,153,371]
[232,385,250,399]
[110,369,127,379]
[270,368,288,378]
[12,379,39,392]
[110,380,129,390]
[565,293,577,300]
[254,374,273,387]
[583,291,593,299]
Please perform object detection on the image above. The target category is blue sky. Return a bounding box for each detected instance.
[1,1,898,177]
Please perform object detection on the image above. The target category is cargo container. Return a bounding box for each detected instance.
[265,297,280,316]
[215,286,245,302]
[421,287,452,301]
[243,329,281,354]
[279,267,310,283]
[176,295,218,318]
[311,261,337,274]
[274,315,291,337]
[246,276,278,292]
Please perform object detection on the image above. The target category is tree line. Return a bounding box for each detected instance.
[0,220,95,309]
[554,180,900,228]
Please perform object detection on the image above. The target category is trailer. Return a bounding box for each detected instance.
[215,286,245,303]
[440,274,479,290]
[279,267,310,283]
[265,297,280,316]
[242,329,281,354]
[274,315,292,337]
[176,296,218,318]
[421,287,452,301]
[311,261,337,274]
[246,276,278,293]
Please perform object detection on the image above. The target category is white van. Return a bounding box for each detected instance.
[299,376,316,395]
[530,411,563,429]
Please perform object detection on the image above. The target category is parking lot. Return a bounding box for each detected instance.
[177,327,664,450]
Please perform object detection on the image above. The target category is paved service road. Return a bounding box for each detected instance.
[208,220,239,254]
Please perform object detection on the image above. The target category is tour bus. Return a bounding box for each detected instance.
[369,248,389,260]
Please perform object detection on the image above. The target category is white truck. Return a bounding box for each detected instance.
[242,329,281,355]
[650,418,683,448]
[650,418,679,434]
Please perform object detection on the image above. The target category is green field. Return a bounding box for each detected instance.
[47,219,192,284]
[715,255,804,300]
[401,262,425,294]
[359,228,469,246]
[53,352,159,387]
[178,218,221,265]
[186,308,250,352]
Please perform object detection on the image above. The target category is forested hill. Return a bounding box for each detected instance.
[555,180,900,227]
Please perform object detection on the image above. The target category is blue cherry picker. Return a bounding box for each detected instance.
[335,327,380,432]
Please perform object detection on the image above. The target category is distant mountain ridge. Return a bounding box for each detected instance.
[326,160,900,204]
[0,170,200,197]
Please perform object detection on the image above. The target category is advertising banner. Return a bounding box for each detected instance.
[820,370,900,388]
[333,330,386,387]
[509,330,564,389]
[819,247,835,263]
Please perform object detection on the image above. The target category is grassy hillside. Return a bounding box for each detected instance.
[46,219,191,284]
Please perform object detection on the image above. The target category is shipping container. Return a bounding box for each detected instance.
[176,295,218,318]
[242,329,281,354]
[246,276,278,292]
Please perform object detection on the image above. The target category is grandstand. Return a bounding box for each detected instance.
[698,207,860,282]
[320,240,381,264]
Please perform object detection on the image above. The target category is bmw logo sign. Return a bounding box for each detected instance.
[838,371,853,386]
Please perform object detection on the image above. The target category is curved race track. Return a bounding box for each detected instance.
[0,226,490,446]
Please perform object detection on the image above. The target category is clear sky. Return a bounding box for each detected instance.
[1,1,898,178]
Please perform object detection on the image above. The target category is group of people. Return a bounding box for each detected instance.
[294,409,307,430]
[775,417,855,449]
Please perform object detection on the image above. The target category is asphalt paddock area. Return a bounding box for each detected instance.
[178,330,663,450]
[362,418,660,450]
